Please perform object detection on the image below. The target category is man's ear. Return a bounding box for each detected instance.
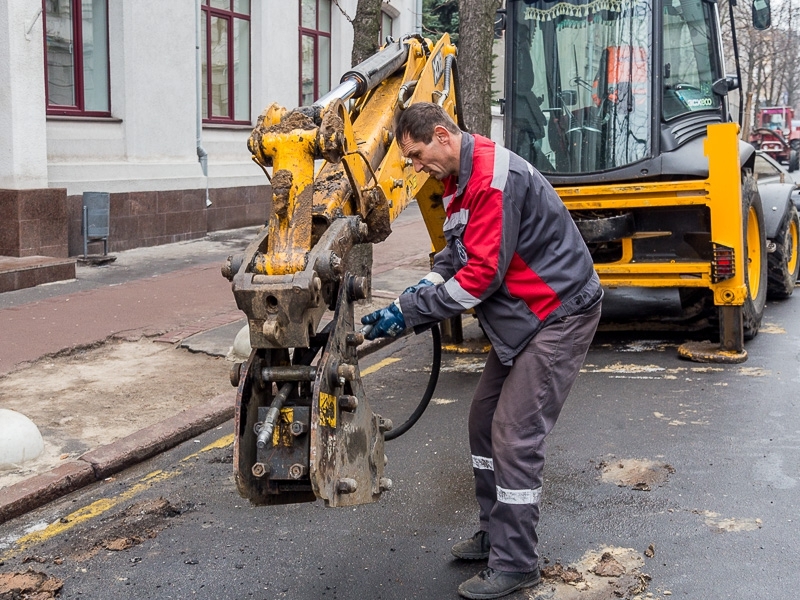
[433,125,450,145]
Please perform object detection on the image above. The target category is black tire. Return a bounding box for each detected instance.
[789,150,800,173]
[791,139,800,152]
[739,173,768,340]
[767,205,800,299]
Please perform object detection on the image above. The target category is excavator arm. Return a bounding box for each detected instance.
[221,34,459,507]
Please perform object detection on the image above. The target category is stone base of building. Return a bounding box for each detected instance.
[0,184,271,292]
[66,185,271,255]
[0,188,70,258]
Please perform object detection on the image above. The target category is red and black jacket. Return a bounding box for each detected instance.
[399,133,601,365]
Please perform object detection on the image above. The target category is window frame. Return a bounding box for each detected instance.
[298,0,332,106]
[380,5,399,44]
[42,0,111,117]
[201,0,252,125]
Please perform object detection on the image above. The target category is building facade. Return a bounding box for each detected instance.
[0,0,420,258]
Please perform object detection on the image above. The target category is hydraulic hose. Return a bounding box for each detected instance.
[384,324,442,440]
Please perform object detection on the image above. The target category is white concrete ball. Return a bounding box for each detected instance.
[232,324,252,361]
[0,408,45,470]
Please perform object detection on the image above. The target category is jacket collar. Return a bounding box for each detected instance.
[452,132,474,197]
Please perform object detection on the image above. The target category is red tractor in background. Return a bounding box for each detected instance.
[750,106,800,171]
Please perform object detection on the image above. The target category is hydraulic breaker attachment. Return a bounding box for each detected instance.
[230,239,391,506]
[223,34,460,506]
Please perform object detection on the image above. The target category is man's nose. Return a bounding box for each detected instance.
[412,159,424,172]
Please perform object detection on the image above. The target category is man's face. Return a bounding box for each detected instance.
[399,128,458,181]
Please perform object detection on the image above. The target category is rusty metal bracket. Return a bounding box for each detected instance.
[309,266,388,507]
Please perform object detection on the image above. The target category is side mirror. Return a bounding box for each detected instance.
[752,0,771,30]
[712,75,739,96]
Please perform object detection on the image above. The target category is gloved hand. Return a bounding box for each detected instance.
[361,301,406,340]
[402,272,445,295]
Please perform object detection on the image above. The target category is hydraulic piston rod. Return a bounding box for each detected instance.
[314,38,411,107]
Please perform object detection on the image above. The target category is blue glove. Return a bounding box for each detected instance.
[361,301,406,339]
[402,278,435,295]
[402,272,445,295]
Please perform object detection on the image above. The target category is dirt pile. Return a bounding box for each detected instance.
[533,546,654,599]
[0,569,62,600]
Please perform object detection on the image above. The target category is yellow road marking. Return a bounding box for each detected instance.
[180,433,235,462]
[1,469,179,560]
[361,357,401,377]
[2,435,234,561]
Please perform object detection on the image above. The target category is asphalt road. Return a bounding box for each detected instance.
[1,287,799,600]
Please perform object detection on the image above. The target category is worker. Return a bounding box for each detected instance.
[361,102,602,600]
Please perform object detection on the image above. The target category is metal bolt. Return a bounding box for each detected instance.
[379,477,393,492]
[379,417,394,433]
[347,276,370,301]
[288,463,308,479]
[346,332,365,347]
[251,462,268,478]
[337,478,358,494]
[309,275,323,307]
[337,364,358,382]
[290,421,308,436]
[338,395,358,411]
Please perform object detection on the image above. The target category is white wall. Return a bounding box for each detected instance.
[0,0,49,189]
[3,0,418,195]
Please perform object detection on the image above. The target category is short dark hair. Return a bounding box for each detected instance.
[396,102,461,144]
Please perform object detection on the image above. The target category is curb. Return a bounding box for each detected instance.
[0,390,235,525]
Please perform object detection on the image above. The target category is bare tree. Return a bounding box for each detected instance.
[719,0,800,127]
[457,0,502,136]
[350,0,383,65]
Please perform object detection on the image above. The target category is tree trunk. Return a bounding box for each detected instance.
[351,0,383,66]
[457,0,501,136]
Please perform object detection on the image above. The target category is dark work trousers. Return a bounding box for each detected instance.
[468,300,602,573]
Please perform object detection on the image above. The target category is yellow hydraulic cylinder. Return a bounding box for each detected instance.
[252,113,318,276]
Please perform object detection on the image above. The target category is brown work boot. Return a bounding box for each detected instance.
[457,566,541,599]
[451,530,490,560]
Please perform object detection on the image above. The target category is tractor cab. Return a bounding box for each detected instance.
[504,0,769,184]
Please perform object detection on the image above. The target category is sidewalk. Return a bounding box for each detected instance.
[0,204,433,523]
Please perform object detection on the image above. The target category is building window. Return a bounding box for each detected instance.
[379,4,399,45]
[202,0,251,123]
[299,0,331,106]
[380,11,393,44]
[43,0,110,116]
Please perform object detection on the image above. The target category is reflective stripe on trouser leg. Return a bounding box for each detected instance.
[469,302,601,572]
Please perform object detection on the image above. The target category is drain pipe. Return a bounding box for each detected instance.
[195,0,211,207]
[415,0,423,33]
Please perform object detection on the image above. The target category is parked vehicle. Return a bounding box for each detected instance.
[753,151,800,297]
[750,106,800,171]
[501,0,794,361]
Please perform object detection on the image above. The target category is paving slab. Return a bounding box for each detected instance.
[179,319,247,358]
